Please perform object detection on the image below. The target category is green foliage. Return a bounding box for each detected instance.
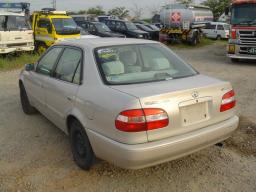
[202,0,231,21]
[86,6,105,16]
[108,7,129,19]
[176,0,193,5]
[0,53,39,71]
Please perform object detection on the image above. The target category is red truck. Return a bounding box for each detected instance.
[227,0,256,62]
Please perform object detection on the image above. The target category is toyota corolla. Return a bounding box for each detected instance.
[19,38,239,170]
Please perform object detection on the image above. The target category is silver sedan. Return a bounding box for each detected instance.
[19,38,239,170]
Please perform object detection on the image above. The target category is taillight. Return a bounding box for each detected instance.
[220,90,236,112]
[231,28,237,39]
[115,108,169,132]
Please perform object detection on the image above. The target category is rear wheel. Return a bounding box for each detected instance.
[69,120,94,170]
[19,83,37,115]
[216,35,221,40]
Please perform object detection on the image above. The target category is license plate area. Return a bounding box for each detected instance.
[248,47,256,55]
[180,101,209,126]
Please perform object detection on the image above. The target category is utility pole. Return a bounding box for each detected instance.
[52,0,56,9]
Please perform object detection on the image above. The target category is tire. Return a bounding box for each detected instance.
[19,83,37,115]
[191,33,199,46]
[231,58,239,63]
[36,43,47,55]
[216,35,221,40]
[70,120,94,170]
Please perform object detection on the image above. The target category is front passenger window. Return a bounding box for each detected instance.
[54,48,82,84]
[36,47,63,76]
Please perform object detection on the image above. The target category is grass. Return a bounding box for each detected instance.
[0,53,40,71]
[168,37,227,49]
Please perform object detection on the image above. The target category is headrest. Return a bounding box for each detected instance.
[102,61,124,76]
[150,58,170,70]
[119,50,137,66]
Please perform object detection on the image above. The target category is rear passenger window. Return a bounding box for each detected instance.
[54,48,82,84]
[210,25,216,30]
[217,25,224,30]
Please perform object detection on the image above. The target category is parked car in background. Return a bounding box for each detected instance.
[133,21,161,30]
[202,22,230,40]
[72,14,97,22]
[134,23,159,40]
[74,21,125,38]
[152,23,163,29]
[105,19,149,39]
[19,38,239,170]
[98,15,119,23]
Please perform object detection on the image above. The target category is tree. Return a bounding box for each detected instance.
[202,0,231,21]
[108,7,129,19]
[87,6,105,16]
[78,10,87,15]
[176,0,193,5]
[147,4,161,17]
[131,3,143,19]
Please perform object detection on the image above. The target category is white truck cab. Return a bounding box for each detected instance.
[0,3,34,54]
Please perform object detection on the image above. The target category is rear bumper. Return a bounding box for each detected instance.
[0,46,34,54]
[87,116,239,169]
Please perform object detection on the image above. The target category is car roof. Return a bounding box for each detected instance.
[58,38,158,49]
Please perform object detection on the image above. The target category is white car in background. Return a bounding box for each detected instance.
[202,22,230,40]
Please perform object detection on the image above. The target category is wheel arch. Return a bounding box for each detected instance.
[66,109,90,135]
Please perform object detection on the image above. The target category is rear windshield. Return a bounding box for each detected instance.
[95,44,198,85]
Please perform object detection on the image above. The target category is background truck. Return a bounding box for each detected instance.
[32,8,80,54]
[159,3,213,45]
[226,0,256,62]
[0,3,34,54]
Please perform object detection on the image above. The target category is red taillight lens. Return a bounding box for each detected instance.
[231,29,237,39]
[220,90,236,112]
[115,108,169,132]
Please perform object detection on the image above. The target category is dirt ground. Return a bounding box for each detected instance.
[0,42,256,192]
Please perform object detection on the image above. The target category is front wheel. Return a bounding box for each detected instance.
[36,43,47,55]
[70,120,94,170]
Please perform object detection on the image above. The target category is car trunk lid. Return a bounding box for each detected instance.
[110,74,235,142]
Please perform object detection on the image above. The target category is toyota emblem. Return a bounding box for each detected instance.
[192,91,199,99]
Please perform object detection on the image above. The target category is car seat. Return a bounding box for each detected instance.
[119,50,142,73]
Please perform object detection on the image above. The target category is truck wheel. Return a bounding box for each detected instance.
[191,35,198,46]
[216,35,221,40]
[70,120,94,170]
[19,83,37,115]
[36,43,47,55]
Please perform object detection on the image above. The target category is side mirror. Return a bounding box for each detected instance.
[225,7,229,16]
[25,63,35,71]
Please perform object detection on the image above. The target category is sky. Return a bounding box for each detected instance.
[3,0,203,18]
